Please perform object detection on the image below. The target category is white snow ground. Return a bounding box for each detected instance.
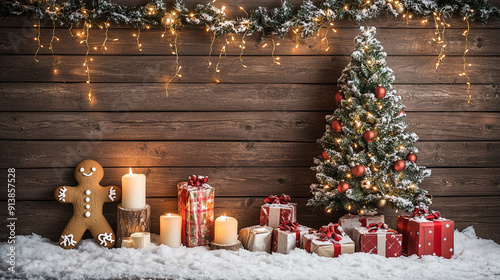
[1,226,499,280]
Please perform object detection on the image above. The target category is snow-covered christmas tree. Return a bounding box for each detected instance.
[309,26,432,215]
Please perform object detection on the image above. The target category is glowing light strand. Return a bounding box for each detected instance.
[271,39,280,65]
[460,13,473,103]
[433,10,450,69]
[49,21,59,63]
[34,19,41,62]
[82,23,92,101]
[166,26,182,96]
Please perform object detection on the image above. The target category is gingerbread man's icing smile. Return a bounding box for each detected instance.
[80,166,96,177]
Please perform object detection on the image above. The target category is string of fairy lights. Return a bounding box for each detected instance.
[1,0,498,102]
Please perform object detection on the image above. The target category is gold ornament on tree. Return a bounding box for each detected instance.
[377,199,387,208]
[396,4,405,14]
[361,178,371,189]
[162,14,174,27]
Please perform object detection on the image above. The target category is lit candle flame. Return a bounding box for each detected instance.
[129,167,133,175]
[167,213,171,217]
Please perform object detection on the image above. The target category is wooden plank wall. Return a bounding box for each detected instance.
[1,0,499,243]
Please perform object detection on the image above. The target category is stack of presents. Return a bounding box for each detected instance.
[238,194,454,258]
[178,183,454,258]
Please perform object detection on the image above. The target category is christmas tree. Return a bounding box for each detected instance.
[309,27,431,215]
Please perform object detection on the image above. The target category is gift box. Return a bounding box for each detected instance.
[339,213,385,238]
[259,194,297,228]
[353,223,402,257]
[177,175,215,247]
[397,207,454,259]
[238,225,273,253]
[302,223,355,258]
[272,222,316,254]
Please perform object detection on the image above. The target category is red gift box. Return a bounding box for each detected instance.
[397,208,454,259]
[259,194,297,228]
[177,175,215,247]
[353,223,402,258]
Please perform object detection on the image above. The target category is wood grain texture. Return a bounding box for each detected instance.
[1,55,499,84]
[1,196,498,242]
[1,167,498,201]
[0,141,498,168]
[0,83,498,112]
[1,28,498,56]
[0,112,498,141]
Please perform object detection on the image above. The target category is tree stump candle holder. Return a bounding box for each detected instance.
[210,240,243,251]
[116,204,151,248]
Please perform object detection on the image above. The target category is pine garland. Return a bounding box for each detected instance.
[0,0,498,39]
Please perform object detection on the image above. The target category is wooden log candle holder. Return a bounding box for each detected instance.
[116,204,151,248]
[210,240,243,251]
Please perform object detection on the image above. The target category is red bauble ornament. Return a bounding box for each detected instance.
[363,130,376,142]
[406,153,417,163]
[337,182,350,193]
[331,120,343,132]
[334,91,345,103]
[394,159,406,172]
[322,150,329,160]
[352,165,366,177]
[374,86,386,98]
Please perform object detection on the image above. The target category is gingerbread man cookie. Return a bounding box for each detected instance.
[55,159,122,249]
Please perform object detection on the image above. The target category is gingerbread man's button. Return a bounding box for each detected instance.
[85,212,91,217]
[85,190,91,195]
[85,197,90,202]
[85,204,90,209]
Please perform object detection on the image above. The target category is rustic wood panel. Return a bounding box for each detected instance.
[1,28,498,56]
[1,196,498,242]
[1,55,498,84]
[0,141,498,168]
[0,112,498,141]
[0,83,498,112]
[1,167,498,201]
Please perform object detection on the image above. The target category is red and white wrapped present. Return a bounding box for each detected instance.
[353,223,402,257]
[177,175,215,247]
[397,206,454,259]
[259,194,297,228]
[339,213,385,238]
[302,223,355,258]
[272,222,316,254]
[238,225,273,253]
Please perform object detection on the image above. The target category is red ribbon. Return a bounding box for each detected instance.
[318,223,343,242]
[279,221,299,232]
[265,193,291,204]
[411,206,429,217]
[367,222,389,232]
[425,211,441,220]
[188,175,208,187]
[279,221,301,248]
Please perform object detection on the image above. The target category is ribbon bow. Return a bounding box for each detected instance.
[318,223,343,242]
[264,193,291,204]
[411,206,429,217]
[279,221,300,232]
[425,210,441,220]
[367,222,389,232]
[188,175,208,187]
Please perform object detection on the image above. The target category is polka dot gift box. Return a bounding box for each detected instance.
[397,206,454,259]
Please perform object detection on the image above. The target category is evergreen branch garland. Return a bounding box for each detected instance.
[1,0,498,40]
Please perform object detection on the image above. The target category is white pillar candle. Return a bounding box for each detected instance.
[131,232,150,249]
[160,213,182,248]
[214,215,238,245]
[121,168,146,209]
[121,237,134,248]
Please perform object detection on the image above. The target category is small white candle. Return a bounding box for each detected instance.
[121,237,134,248]
[121,168,146,209]
[214,215,238,245]
[160,213,182,248]
[130,232,150,249]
